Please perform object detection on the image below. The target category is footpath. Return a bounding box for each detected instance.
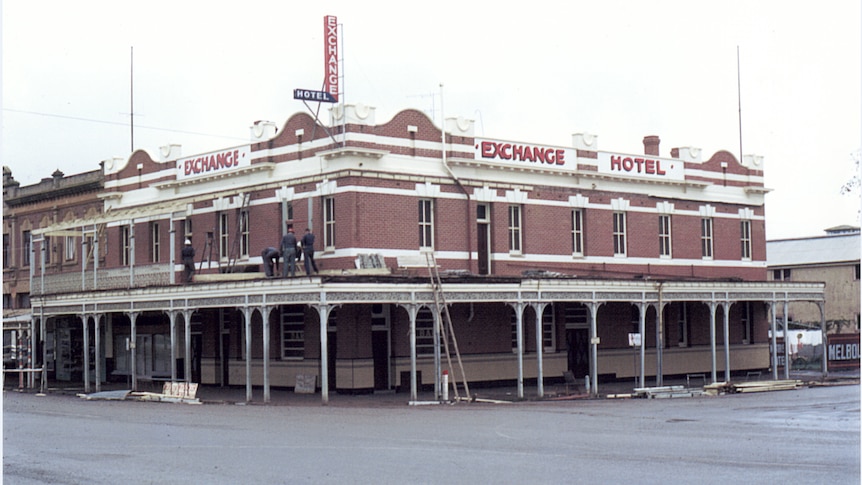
[5,369,858,408]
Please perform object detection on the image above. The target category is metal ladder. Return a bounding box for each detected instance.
[426,252,471,401]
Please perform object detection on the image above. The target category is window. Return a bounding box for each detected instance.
[184,219,193,241]
[240,210,249,257]
[855,264,860,280]
[416,307,434,356]
[219,213,229,259]
[542,306,556,352]
[65,235,76,261]
[120,226,131,266]
[324,197,335,249]
[281,305,305,359]
[572,209,584,256]
[701,218,713,259]
[678,303,689,347]
[740,220,752,260]
[511,311,523,352]
[3,234,10,268]
[150,222,160,262]
[419,199,434,249]
[22,230,30,266]
[508,205,522,253]
[773,268,792,281]
[658,215,672,257]
[44,236,51,264]
[613,212,626,256]
[740,302,752,344]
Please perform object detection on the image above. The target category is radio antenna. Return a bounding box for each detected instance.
[737,45,743,164]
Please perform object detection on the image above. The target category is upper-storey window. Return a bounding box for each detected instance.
[120,226,131,266]
[613,212,626,256]
[701,218,714,259]
[508,205,522,254]
[324,197,335,250]
[419,199,434,250]
[219,213,229,260]
[740,220,752,260]
[658,215,672,258]
[22,230,30,267]
[240,210,249,258]
[65,235,76,262]
[3,233,9,268]
[150,222,160,263]
[571,209,584,257]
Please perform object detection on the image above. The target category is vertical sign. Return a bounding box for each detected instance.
[324,15,339,101]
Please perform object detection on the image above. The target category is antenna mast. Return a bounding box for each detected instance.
[130,46,135,152]
[737,45,743,164]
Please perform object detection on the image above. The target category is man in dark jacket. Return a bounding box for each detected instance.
[280,226,297,278]
[181,239,195,283]
[301,228,319,275]
[261,247,280,277]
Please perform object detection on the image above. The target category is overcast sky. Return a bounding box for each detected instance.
[2,1,860,240]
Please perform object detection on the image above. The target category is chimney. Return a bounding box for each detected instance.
[643,135,660,156]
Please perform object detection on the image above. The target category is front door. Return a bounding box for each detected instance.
[566,328,589,379]
[477,204,490,275]
[371,304,390,391]
[372,331,388,390]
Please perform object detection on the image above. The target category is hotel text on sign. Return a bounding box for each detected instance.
[597,152,684,181]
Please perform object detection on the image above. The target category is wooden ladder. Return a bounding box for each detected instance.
[426,252,471,401]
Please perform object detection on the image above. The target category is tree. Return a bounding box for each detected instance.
[841,149,861,221]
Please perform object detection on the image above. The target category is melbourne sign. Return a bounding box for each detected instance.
[176,146,250,180]
[597,152,684,181]
[827,333,861,371]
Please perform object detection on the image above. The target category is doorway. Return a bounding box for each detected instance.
[371,304,391,391]
[566,328,589,379]
[477,204,490,275]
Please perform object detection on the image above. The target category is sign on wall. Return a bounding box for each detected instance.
[827,333,861,371]
[474,138,576,171]
[176,146,251,180]
[596,152,685,181]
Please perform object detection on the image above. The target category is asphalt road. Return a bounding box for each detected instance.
[3,384,859,484]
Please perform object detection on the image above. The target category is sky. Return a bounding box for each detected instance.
[2,1,860,240]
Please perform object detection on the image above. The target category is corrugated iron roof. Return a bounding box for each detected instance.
[767,232,860,267]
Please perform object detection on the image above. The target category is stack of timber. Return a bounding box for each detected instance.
[730,379,803,394]
[78,382,201,404]
[633,385,705,399]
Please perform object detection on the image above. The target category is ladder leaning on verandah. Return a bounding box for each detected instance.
[225,193,251,273]
[426,252,471,401]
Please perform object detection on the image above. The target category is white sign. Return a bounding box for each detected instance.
[474,138,576,171]
[176,146,251,180]
[597,152,685,181]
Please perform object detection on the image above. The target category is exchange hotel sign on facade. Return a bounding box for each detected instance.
[176,146,251,180]
[474,138,685,181]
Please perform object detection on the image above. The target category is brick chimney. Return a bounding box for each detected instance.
[643,135,660,156]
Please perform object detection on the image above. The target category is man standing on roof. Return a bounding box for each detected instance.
[182,239,196,283]
[280,225,297,278]
[301,228,319,275]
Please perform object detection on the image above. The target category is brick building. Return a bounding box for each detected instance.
[4,104,826,401]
